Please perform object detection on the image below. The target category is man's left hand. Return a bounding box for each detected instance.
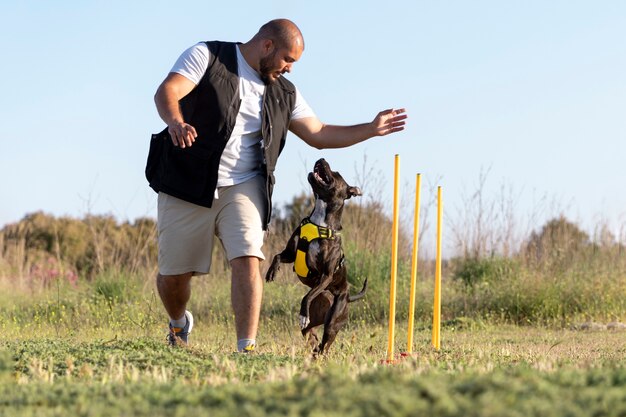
[373,108,407,136]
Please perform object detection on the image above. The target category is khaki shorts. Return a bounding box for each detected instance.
[157,175,266,276]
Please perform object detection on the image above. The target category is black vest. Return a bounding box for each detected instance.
[145,41,296,229]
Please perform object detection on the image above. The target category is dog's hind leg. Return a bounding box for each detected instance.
[302,327,320,349]
[299,275,333,329]
[302,291,332,347]
[317,293,349,354]
[308,291,333,327]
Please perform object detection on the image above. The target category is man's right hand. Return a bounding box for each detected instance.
[155,73,199,148]
[168,122,197,148]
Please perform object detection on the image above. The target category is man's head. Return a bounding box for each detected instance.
[252,19,304,84]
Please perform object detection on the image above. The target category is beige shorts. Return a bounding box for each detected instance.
[157,175,266,276]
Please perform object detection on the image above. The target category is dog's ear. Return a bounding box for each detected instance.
[347,186,362,198]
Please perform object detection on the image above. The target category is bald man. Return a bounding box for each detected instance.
[147,19,407,352]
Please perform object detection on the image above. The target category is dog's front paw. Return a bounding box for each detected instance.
[265,259,280,282]
[299,315,310,329]
[265,267,277,282]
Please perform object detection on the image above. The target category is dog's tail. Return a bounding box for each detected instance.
[348,278,368,302]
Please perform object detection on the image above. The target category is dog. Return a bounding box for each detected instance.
[265,158,367,354]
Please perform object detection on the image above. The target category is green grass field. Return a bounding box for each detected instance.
[2,326,625,417]
[1,206,625,416]
[1,283,624,417]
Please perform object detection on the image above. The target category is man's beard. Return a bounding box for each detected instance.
[259,52,278,84]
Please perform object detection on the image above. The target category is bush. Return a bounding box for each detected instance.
[452,257,519,287]
[92,270,141,304]
[522,216,590,270]
[0,212,157,280]
[1,201,624,326]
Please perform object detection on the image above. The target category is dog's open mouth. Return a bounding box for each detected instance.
[313,160,332,187]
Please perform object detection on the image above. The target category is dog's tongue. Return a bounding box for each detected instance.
[314,172,324,184]
[315,163,331,185]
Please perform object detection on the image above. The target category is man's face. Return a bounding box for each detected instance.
[259,40,303,84]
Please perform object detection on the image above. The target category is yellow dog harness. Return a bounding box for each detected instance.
[294,218,341,279]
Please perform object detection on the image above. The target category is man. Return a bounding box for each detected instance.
[147,18,407,352]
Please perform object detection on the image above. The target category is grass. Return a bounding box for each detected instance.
[1,204,625,415]
[1,324,625,416]
[1,272,625,416]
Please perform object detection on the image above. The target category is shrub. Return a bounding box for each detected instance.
[522,215,590,270]
[452,256,519,287]
[92,270,140,304]
[0,212,157,280]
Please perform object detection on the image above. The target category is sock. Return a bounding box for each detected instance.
[170,314,187,329]
[237,338,256,352]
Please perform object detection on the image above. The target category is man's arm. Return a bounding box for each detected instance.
[154,73,198,148]
[288,108,407,150]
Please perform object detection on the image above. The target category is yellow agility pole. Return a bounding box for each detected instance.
[386,154,400,362]
[432,186,443,350]
[406,174,422,354]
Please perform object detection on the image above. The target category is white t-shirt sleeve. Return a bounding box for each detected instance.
[292,86,316,120]
[170,42,210,85]
[171,43,314,120]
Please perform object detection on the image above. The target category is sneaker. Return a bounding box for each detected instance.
[239,343,256,354]
[167,310,194,346]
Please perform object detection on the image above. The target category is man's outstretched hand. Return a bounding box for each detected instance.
[373,108,407,136]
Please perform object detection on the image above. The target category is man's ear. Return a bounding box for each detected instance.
[347,186,362,198]
[262,39,274,54]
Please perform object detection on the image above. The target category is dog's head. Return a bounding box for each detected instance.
[308,158,362,204]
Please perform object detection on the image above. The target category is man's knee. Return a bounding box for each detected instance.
[157,272,193,288]
[230,256,260,269]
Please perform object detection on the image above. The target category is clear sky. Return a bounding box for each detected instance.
[1,1,625,245]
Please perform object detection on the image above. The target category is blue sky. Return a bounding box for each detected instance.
[1,1,625,246]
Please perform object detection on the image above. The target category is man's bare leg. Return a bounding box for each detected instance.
[230,256,263,345]
[156,272,193,320]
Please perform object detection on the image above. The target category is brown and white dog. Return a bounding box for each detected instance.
[265,158,367,354]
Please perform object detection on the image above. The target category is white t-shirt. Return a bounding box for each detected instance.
[170,42,315,188]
